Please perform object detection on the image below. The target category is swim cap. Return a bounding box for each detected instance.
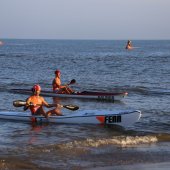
[32,84,41,92]
[55,70,60,75]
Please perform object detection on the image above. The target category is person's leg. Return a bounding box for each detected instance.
[56,86,73,94]
[36,107,48,118]
[67,87,74,94]
[46,107,62,116]
[64,86,74,94]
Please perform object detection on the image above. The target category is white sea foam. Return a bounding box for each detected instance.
[60,135,158,149]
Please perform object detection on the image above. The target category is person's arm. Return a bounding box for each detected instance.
[26,97,32,107]
[52,79,57,88]
[24,97,32,111]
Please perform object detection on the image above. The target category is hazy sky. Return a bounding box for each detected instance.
[0,0,170,40]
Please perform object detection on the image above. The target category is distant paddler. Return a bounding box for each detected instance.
[125,40,133,50]
[52,70,74,94]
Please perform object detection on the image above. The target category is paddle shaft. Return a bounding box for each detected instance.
[13,100,79,111]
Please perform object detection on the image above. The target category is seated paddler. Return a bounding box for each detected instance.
[52,69,74,94]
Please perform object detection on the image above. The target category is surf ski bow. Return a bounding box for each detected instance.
[0,110,141,127]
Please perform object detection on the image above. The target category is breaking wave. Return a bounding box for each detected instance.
[24,135,160,156]
[57,135,158,149]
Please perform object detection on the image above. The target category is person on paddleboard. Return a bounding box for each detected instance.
[26,84,62,117]
[52,69,74,94]
[125,40,133,50]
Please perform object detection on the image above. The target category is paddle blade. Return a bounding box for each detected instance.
[68,79,76,85]
[13,100,26,107]
[63,104,79,111]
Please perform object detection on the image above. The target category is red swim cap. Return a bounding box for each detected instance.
[55,70,60,75]
[32,84,41,91]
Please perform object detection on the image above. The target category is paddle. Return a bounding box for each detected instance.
[67,79,76,86]
[13,100,79,111]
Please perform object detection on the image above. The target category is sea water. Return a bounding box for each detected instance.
[0,39,169,169]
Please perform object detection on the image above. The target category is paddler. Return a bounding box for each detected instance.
[26,84,62,117]
[52,69,74,94]
[125,40,133,50]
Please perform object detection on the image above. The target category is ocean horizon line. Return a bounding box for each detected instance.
[1,38,170,41]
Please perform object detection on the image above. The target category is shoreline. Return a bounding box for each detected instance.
[89,162,170,170]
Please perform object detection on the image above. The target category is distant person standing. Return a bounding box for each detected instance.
[0,41,4,46]
[125,40,133,50]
